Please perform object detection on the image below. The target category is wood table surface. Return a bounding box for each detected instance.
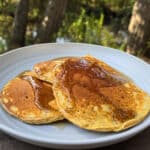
[0,127,150,150]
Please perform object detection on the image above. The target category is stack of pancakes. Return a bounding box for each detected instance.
[1,55,150,132]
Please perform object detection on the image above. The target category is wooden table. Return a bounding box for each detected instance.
[0,127,150,150]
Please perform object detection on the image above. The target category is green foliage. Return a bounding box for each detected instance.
[57,8,126,50]
[147,40,150,49]
[102,0,135,11]
[0,0,135,53]
[28,8,39,20]
[0,37,7,54]
[0,0,17,12]
[54,0,135,51]
[68,9,104,43]
[0,0,16,52]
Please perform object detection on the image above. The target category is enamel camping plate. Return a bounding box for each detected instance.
[0,43,150,149]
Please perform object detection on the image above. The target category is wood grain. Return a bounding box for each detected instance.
[0,127,150,150]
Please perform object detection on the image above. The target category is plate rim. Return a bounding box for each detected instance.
[0,118,150,145]
[0,42,149,67]
[0,42,150,146]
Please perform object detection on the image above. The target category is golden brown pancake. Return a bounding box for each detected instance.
[33,57,74,83]
[0,71,63,124]
[50,55,150,132]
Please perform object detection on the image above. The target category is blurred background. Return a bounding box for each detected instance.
[0,0,150,62]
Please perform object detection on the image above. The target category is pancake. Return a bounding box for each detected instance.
[33,57,73,83]
[0,71,63,124]
[51,55,150,132]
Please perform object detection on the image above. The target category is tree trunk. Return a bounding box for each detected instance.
[126,0,150,57]
[36,0,68,43]
[9,0,29,49]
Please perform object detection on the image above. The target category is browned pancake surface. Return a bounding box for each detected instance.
[52,56,150,131]
[0,71,63,124]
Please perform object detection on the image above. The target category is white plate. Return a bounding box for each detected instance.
[0,43,150,149]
